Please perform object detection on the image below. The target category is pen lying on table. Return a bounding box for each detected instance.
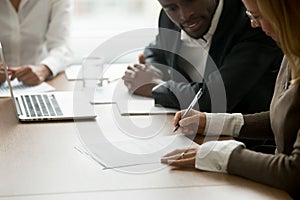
[173,87,204,132]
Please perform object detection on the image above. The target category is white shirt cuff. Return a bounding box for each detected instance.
[41,47,72,77]
[204,113,244,137]
[151,81,166,92]
[195,140,245,173]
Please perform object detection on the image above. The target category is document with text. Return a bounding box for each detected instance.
[0,79,55,97]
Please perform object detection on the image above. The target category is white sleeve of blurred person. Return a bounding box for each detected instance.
[41,0,73,77]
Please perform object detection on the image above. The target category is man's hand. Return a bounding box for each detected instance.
[123,54,164,97]
[138,53,146,65]
[10,64,52,86]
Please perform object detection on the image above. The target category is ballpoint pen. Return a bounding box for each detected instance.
[173,87,204,132]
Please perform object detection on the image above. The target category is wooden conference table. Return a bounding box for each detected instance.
[0,73,291,200]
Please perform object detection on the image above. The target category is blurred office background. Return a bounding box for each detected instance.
[71,0,161,63]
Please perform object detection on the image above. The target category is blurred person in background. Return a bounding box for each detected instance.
[0,0,72,86]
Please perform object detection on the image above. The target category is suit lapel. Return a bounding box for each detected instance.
[209,0,244,67]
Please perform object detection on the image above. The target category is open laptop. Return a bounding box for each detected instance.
[0,42,96,122]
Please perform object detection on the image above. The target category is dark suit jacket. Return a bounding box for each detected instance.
[145,0,283,114]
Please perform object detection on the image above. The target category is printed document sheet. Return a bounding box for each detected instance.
[85,134,198,169]
[0,79,55,97]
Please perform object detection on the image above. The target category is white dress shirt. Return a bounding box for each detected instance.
[153,0,224,92]
[0,0,72,76]
[179,0,224,82]
[176,0,246,174]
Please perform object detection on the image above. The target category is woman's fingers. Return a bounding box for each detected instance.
[179,114,200,127]
[161,148,197,167]
[167,157,196,167]
[173,110,185,126]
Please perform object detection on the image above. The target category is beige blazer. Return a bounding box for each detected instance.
[228,56,300,198]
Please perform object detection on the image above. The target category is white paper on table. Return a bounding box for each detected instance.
[92,80,178,115]
[116,97,178,116]
[85,134,198,169]
[65,64,81,80]
[0,79,55,97]
[92,81,119,104]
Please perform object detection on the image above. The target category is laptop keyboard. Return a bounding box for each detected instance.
[21,94,63,117]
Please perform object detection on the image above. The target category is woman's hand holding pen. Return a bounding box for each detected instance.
[160,109,206,168]
[173,109,206,135]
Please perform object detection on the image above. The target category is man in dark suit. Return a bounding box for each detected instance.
[123,0,283,114]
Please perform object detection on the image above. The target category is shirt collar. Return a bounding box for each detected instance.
[19,0,29,10]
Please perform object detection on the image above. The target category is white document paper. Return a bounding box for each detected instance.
[92,80,178,115]
[65,64,81,80]
[92,81,119,104]
[86,134,198,169]
[0,79,55,97]
[116,96,178,115]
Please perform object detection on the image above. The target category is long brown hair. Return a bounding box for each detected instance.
[257,0,300,84]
